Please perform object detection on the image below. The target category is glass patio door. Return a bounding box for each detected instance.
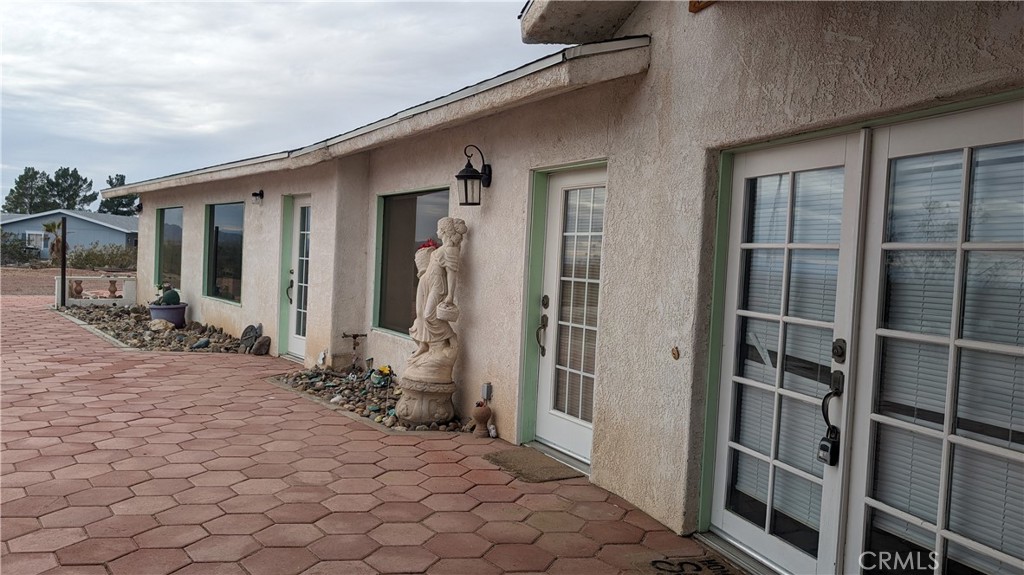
[711,133,867,574]
[843,101,1024,574]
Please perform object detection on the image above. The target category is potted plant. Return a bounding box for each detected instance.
[149,282,188,328]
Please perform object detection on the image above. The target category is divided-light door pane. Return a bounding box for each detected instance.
[867,138,1024,574]
[726,164,845,559]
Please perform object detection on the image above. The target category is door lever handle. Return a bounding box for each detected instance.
[286,279,294,305]
[536,314,548,357]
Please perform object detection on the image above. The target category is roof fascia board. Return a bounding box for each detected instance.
[103,36,650,198]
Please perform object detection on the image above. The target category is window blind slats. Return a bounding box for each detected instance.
[777,396,826,478]
[788,250,838,322]
[961,251,1024,347]
[872,424,943,523]
[793,167,843,244]
[743,249,784,314]
[948,445,1024,561]
[878,339,948,429]
[958,350,1024,451]
[883,250,956,336]
[747,174,789,243]
[969,142,1024,243]
[887,152,963,243]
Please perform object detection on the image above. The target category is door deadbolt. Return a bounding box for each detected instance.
[832,338,847,364]
[541,295,550,309]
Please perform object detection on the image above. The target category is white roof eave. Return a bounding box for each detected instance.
[103,36,650,198]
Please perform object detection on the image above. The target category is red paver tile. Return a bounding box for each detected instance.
[423,511,486,533]
[472,502,531,522]
[134,524,208,548]
[461,469,512,485]
[536,532,602,557]
[421,493,479,512]
[0,552,59,575]
[642,530,706,554]
[217,495,282,514]
[108,549,190,575]
[427,558,503,575]
[167,562,248,575]
[314,512,382,535]
[555,484,609,502]
[326,478,383,494]
[109,495,177,515]
[419,477,472,494]
[253,523,324,547]
[240,547,318,575]
[4,472,56,488]
[477,521,542,544]
[240,464,294,478]
[596,543,666,569]
[1,518,42,541]
[424,532,492,558]
[14,456,76,472]
[323,494,382,513]
[370,501,433,522]
[2,495,68,517]
[298,561,376,575]
[274,486,334,503]
[203,513,273,535]
[264,502,330,523]
[547,557,621,574]
[185,535,260,562]
[8,528,87,552]
[485,543,556,572]
[526,511,586,532]
[369,523,434,546]
[85,515,159,538]
[518,493,574,511]
[364,545,438,573]
[201,457,256,471]
[417,451,466,464]
[131,478,193,496]
[375,485,430,502]
[39,506,111,528]
[581,520,646,544]
[155,503,224,525]
[467,484,520,502]
[55,537,136,564]
[290,458,340,472]
[42,563,112,574]
[65,486,133,506]
[189,470,246,487]
[149,463,206,478]
[624,509,669,531]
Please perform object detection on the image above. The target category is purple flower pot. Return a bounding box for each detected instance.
[149,303,188,328]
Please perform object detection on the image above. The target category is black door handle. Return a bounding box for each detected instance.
[286,279,294,305]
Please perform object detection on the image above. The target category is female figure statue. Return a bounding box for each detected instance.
[409,217,467,361]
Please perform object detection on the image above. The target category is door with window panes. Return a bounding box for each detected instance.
[711,133,866,574]
[843,102,1023,575]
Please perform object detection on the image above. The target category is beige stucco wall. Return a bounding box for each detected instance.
[130,0,1022,539]
[138,162,343,362]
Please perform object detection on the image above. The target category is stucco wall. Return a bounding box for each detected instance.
[138,162,342,360]
[585,0,1024,534]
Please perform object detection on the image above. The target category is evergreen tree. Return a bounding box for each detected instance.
[2,167,56,214]
[49,167,97,210]
[98,174,138,215]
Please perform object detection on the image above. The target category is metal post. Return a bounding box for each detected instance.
[60,216,67,308]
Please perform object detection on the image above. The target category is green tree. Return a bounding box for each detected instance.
[97,174,138,215]
[2,167,56,214]
[49,167,97,210]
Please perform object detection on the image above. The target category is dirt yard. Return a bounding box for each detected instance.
[1,266,110,296]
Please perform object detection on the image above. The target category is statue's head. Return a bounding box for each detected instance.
[437,217,467,245]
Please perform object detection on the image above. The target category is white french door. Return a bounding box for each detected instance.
[711,133,867,574]
[843,102,1024,574]
[713,101,1024,575]
[535,167,607,463]
[287,199,311,359]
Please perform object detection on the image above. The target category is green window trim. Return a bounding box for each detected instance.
[155,206,184,289]
[204,202,245,304]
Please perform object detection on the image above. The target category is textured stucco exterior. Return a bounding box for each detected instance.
[115,1,1022,538]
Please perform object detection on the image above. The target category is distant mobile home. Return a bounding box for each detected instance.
[104,3,1023,573]
[1,209,138,260]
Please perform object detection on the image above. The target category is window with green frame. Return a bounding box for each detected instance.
[378,189,448,333]
[205,203,244,303]
[156,207,183,288]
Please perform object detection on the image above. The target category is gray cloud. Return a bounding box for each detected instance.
[1,1,564,204]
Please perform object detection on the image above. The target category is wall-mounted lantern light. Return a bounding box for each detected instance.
[134,203,143,214]
[455,145,491,206]
[251,189,264,205]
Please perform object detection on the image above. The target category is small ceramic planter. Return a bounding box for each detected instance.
[149,303,188,328]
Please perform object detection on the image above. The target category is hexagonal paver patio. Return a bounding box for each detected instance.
[1,296,723,574]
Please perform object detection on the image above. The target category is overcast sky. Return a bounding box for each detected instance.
[1,1,565,208]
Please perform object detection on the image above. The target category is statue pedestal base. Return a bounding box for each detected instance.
[396,378,455,426]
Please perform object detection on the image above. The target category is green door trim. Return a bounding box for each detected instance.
[695,89,1024,532]
[278,196,295,356]
[518,160,608,446]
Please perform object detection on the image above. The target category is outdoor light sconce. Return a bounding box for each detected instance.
[134,203,143,214]
[251,189,264,205]
[455,145,492,206]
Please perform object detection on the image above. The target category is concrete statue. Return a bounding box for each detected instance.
[396,217,468,426]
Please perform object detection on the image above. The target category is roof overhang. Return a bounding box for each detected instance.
[104,36,650,198]
[520,1,639,45]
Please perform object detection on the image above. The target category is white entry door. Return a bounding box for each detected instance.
[535,167,607,463]
[842,102,1024,574]
[287,199,311,359]
[711,133,867,574]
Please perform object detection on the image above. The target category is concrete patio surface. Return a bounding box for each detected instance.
[2,296,717,575]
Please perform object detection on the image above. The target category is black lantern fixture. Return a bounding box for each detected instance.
[251,189,264,205]
[455,145,491,206]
